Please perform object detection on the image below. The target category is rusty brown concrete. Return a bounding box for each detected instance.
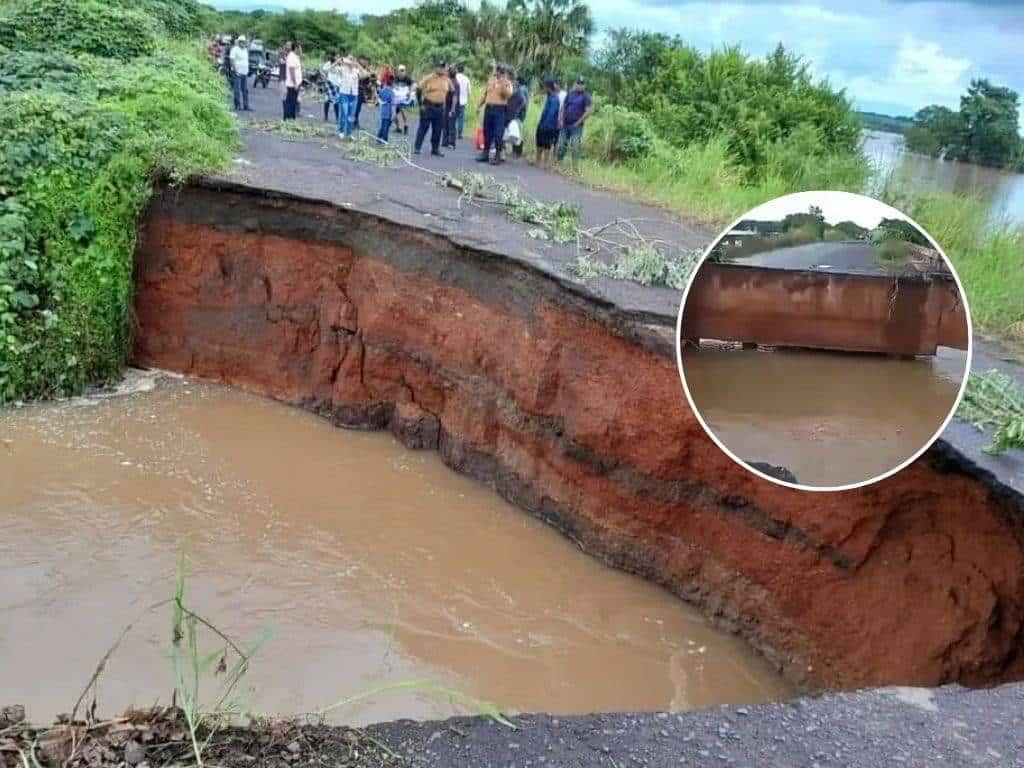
[680,262,969,355]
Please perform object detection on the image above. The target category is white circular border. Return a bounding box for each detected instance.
[674,190,975,493]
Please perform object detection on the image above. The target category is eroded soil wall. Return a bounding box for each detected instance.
[681,262,969,355]
[132,184,1024,692]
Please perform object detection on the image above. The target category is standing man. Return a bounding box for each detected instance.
[283,42,302,120]
[535,77,560,168]
[392,65,415,135]
[504,72,526,160]
[442,64,459,149]
[334,54,363,138]
[354,57,374,129]
[278,41,290,82]
[454,63,471,140]
[229,36,250,112]
[477,64,514,165]
[557,75,593,171]
[414,59,452,157]
[322,52,340,123]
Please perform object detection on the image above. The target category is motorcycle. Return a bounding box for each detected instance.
[254,61,272,88]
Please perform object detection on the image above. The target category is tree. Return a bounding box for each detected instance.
[510,0,593,79]
[905,81,1023,169]
[960,78,1021,167]
[460,0,593,81]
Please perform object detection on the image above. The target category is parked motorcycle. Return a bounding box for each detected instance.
[254,61,272,88]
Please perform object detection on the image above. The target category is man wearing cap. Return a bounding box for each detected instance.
[332,53,365,138]
[229,36,250,111]
[414,60,453,157]
[392,65,415,135]
[477,64,515,164]
[557,74,593,171]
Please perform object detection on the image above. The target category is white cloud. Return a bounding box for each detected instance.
[832,36,972,112]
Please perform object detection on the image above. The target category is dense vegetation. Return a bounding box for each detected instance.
[905,79,1023,170]
[2,0,1021,406]
[857,111,914,135]
[0,0,235,403]
[211,0,592,82]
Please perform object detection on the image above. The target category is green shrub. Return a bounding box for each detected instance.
[0,48,90,95]
[0,0,160,59]
[0,31,235,403]
[593,35,865,181]
[584,105,657,162]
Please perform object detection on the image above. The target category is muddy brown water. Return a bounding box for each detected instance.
[682,345,968,487]
[0,374,789,725]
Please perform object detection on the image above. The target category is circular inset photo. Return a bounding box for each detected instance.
[676,191,972,491]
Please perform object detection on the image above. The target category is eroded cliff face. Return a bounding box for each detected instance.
[133,185,1024,692]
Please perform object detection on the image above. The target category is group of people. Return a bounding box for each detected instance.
[478,66,592,168]
[318,57,471,154]
[209,35,304,120]
[210,39,594,168]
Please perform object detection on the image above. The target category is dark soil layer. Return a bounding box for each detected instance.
[5,683,1023,767]
[132,183,1024,694]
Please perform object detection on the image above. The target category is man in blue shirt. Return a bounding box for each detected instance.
[377,81,395,143]
[557,75,593,171]
[535,77,561,168]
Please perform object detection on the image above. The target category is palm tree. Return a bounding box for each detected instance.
[462,0,593,79]
[515,0,593,79]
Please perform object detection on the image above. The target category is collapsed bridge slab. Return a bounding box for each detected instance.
[132,181,1024,694]
[681,262,969,355]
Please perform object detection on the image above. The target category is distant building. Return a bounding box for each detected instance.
[719,219,783,248]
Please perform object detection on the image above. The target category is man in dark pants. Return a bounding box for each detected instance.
[282,42,302,120]
[477,64,514,164]
[414,60,452,157]
[442,64,459,149]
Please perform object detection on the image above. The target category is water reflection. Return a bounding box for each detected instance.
[863,130,1024,225]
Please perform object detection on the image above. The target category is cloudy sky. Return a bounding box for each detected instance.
[215,0,1024,116]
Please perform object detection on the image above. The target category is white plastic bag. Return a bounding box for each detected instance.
[504,118,522,145]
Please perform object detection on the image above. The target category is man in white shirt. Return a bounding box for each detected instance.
[229,36,250,111]
[282,42,302,120]
[454,63,471,139]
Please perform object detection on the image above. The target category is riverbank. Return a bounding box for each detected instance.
[4,682,1022,767]
[132,115,1024,693]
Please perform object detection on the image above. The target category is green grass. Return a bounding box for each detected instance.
[885,192,1024,343]
[957,369,1024,453]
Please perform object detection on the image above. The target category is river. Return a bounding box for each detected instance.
[863,130,1024,226]
[0,373,789,726]
[682,345,967,488]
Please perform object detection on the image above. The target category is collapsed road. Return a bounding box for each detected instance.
[97,85,1024,764]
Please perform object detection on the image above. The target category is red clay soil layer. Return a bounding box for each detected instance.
[132,184,1024,694]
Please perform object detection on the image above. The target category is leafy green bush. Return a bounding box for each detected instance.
[593,34,865,182]
[0,0,235,405]
[0,0,160,59]
[0,49,89,95]
[584,105,656,162]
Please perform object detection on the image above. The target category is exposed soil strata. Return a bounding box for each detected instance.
[132,184,1024,693]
